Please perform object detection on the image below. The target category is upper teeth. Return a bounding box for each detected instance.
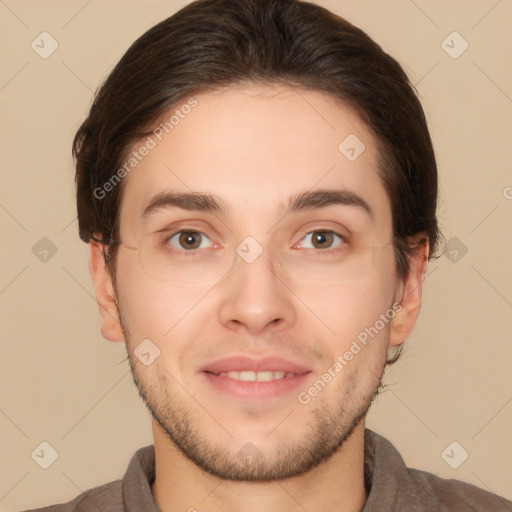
[215,371,294,381]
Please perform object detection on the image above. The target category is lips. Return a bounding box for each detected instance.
[200,356,311,376]
[214,370,294,381]
[200,356,312,398]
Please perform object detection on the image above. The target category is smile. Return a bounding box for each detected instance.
[209,371,297,381]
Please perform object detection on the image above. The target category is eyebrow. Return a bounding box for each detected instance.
[141,188,374,220]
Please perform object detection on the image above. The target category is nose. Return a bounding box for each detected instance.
[217,248,297,335]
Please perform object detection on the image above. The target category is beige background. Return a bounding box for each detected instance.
[1,0,511,509]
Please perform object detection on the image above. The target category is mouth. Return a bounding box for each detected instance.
[200,356,312,399]
[207,370,297,381]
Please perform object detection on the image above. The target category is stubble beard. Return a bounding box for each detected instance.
[122,319,385,482]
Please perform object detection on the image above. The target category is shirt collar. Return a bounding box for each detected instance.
[121,428,412,511]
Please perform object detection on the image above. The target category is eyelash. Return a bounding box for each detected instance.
[162,229,347,254]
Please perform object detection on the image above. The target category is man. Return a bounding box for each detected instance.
[29,0,511,510]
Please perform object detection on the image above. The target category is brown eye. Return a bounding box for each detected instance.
[311,231,334,249]
[167,231,212,251]
[300,230,343,250]
[180,232,201,249]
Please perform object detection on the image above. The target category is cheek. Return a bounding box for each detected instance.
[115,250,189,340]
[115,260,219,375]
[293,270,396,348]
[118,279,209,341]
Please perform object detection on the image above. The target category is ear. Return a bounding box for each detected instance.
[389,237,429,348]
[89,241,125,343]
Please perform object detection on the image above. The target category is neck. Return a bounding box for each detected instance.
[151,419,368,512]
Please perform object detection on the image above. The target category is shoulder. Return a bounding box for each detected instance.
[364,429,512,511]
[24,479,123,512]
[406,467,512,511]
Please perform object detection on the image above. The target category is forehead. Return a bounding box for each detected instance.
[119,84,392,232]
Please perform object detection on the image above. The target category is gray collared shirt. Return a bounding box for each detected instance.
[27,429,512,511]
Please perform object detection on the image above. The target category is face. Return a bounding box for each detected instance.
[95,84,418,481]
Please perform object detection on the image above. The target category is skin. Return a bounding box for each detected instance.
[89,83,428,512]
